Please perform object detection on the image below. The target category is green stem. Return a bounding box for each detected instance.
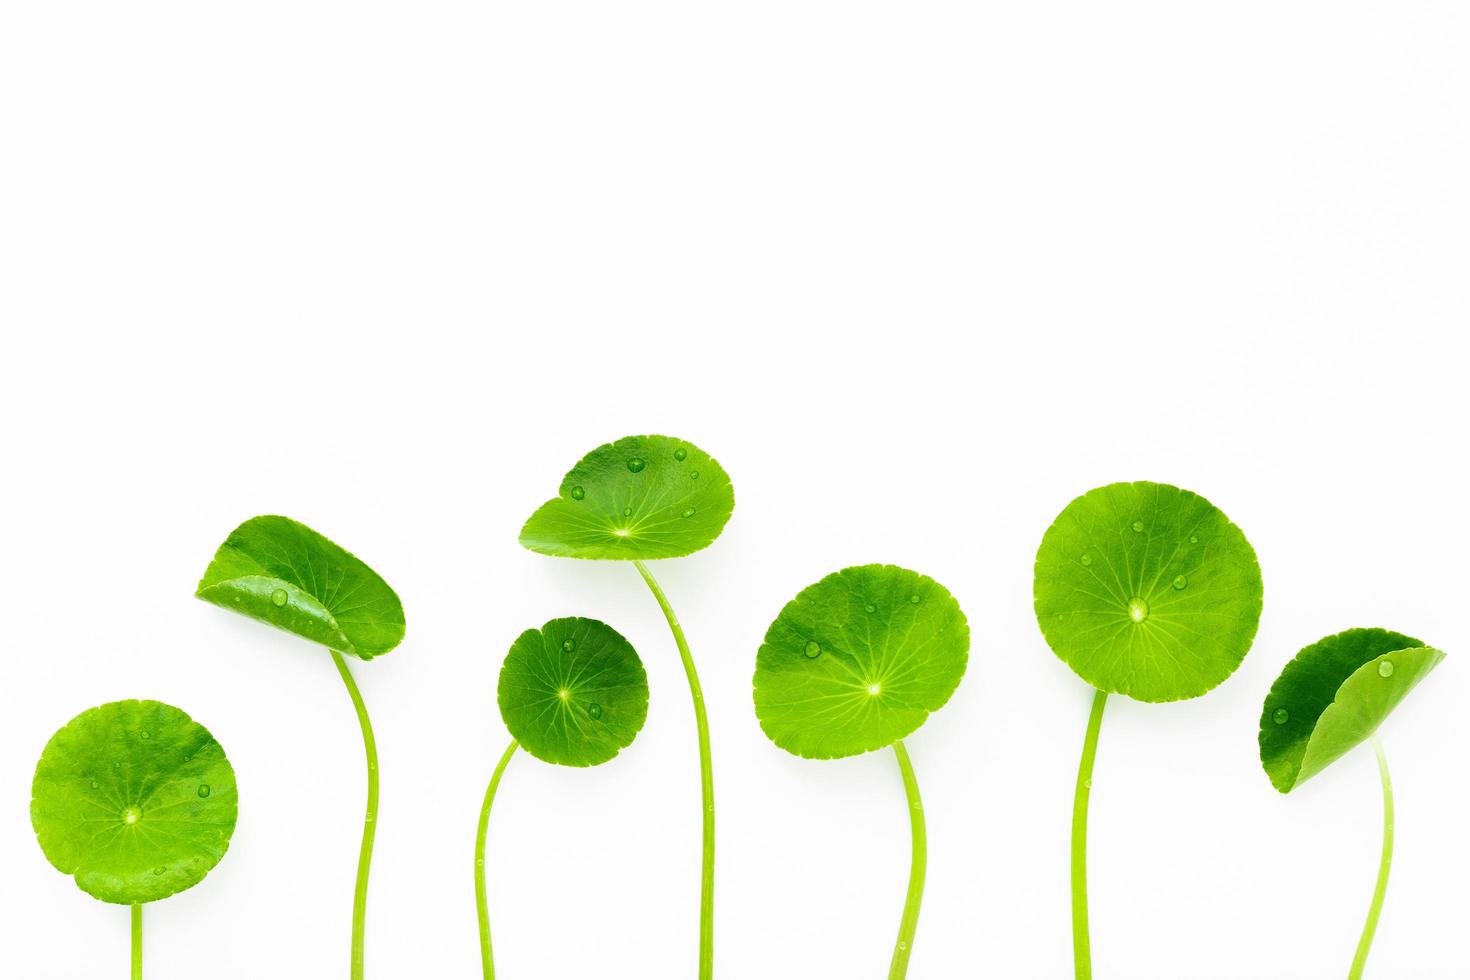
[130,903,142,980]
[633,559,714,980]
[888,740,927,980]
[475,740,519,980]
[1072,689,1107,980]
[1349,737,1394,980]
[331,650,379,980]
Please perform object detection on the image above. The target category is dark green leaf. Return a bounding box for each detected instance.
[1033,481,1263,702]
[1260,628,1444,793]
[754,565,969,759]
[31,700,238,905]
[196,515,405,660]
[497,617,649,767]
[519,435,734,560]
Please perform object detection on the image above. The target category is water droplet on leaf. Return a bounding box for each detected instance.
[271,588,288,607]
[627,458,646,473]
[803,641,821,659]
[1189,534,1199,544]
[865,603,876,613]
[198,784,211,798]
[562,638,576,653]
[673,448,688,461]
[909,594,921,604]
[153,866,165,876]
[681,507,696,518]
[1127,597,1149,623]
[140,731,150,740]
[1080,554,1092,566]
[570,486,585,500]
[587,703,603,720]
[1272,708,1289,725]
[1131,521,1145,533]
[1172,575,1188,590]
[1378,660,1395,678]
[690,471,700,480]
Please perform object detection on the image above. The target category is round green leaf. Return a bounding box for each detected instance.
[519,434,735,560]
[1033,481,1263,702]
[195,515,405,661]
[497,617,649,767]
[31,700,238,905]
[753,564,970,760]
[1260,628,1444,793]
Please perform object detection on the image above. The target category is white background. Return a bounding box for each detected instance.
[1,3,1466,978]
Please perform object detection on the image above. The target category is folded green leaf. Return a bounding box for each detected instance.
[498,617,649,767]
[31,700,238,905]
[519,434,734,560]
[1033,481,1263,702]
[195,515,405,660]
[754,564,969,759]
[1260,628,1444,793]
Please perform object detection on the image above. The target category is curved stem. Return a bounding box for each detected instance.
[1072,689,1107,980]
[633,559,714,980]
[1349,737,1394,980]
[331,650,379,980]
[888,740,927,980]
[130,903,142,980]
[475,740,519,980]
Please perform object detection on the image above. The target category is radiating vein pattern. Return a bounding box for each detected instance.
[1034,481,1263,702]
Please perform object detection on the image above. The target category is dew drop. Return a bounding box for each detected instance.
[803,641,821,659]
[1131,521,1145,533]
[270,588,288,607]
[1189,534,1199,544]
[197,784,211,798]
[673,448,688,462]
[90,780,99,789]
[689,471,700,480]
[1378,660,1395,678]
[140,731,150,740]
[627,458,646,473]
[1272,708,1289,725]
[562,638,577,653]
[865,603,877,614]
[909,594,921,604]
[1080,554,1092,566]
[1127,597,1149,623]
[122,806,142,825]
[587,703,603,720]
[569,485,586,501]
[681,507,696,519]
[1172,575,1188,590]
[623,506,633,517]
[153,866,165,876]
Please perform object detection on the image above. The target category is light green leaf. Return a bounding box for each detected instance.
[31,700,238,905]
[1033,481,1263,702]
[196,515,405,660]
[519,435,734,560]
[753,564,969,760]
[498,617,649,767]
[1260,628,1444,793]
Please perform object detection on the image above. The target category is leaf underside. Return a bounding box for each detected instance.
[31,700,238,905]
[1260,628,1444,793]
[519,434,735,560]
[498,617,649,767]
[196,515,405,660]
[1033,481,1263,702]
[754,564,970,760]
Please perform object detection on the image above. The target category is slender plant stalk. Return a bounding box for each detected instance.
[633,559,715,980]
[475,741,520,979]
[888,740,927,980]
[331,650,379,980]
[1072,689,1107,980]
[1349,737,1394,980]
[130,903,142,980]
